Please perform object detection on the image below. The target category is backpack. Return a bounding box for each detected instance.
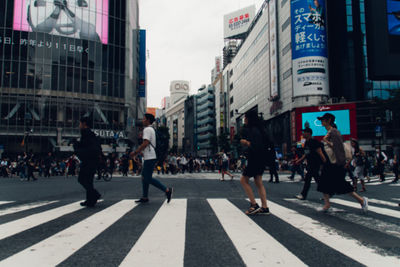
[150,127,169,165]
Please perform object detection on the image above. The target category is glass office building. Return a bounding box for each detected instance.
[0,0,141,155]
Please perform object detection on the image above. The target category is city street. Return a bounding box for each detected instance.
[0,172,399,266]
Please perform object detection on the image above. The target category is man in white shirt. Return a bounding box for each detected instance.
[130,114,173,203]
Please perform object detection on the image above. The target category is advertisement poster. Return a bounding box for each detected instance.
[291,0,329,97]
[387,0,400,35]
[13,0,109,44]
[269,0,279,99]
[223,5,255,39]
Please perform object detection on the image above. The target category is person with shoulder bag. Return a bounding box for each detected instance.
[316,113,368,213]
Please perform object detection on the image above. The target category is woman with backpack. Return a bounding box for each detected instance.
[317,113,368,213]
[239,110,270,215]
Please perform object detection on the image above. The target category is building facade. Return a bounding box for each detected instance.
[0,0,143,155]
[226,0,400,154]
[196,85,216,156]
[165,98,185,152]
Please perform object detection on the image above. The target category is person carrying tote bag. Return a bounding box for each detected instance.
[316,113,368,214]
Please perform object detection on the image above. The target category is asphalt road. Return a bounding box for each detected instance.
[0,172,399,266]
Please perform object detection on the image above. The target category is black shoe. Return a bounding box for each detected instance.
[135,198,149,203]
[257,207,270,215]
[268,180,273,183]
[245,203,260,215]
[166,187,173,203]
[274,181,279,183]
[80,201,88,206]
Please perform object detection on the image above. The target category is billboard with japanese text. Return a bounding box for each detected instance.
[13,0,109,44]
[291,0,329,97]
[223,6,255,39]
[269,0,279,99]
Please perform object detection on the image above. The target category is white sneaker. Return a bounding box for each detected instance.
[295,194,305,200]
[362,197,368,214]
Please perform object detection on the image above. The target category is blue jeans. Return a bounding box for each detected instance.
[142,159,167,198]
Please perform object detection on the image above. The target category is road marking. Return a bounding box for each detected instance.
[208,199,306,267]
[0,201,14,206]
[265,199,400,266]
[285,198,400,239]
[368,180,393,186]
[120,199,187,267]
[0,201,84,240]
[330,198,400,219]
[0,201,58,217]
[0,200,136,267]
[367,198,399,208]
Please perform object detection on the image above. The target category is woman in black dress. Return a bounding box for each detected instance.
[239,110,270,215]
[317,113,368,213]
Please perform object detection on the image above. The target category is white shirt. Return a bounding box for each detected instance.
[142,126,156,160]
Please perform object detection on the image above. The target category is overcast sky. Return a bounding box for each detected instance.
[139,0,265,108]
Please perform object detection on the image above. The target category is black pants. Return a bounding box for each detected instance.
[377,163,385,181]
[301,168,320,199]
[393,164,399,182]
[268,163,279,182]
[78,166,100,203]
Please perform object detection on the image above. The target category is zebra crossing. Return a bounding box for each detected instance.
[0,196,399,266]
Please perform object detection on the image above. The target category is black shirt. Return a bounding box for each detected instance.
[304,138,323,170]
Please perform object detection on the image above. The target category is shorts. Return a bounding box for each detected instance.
[353,166,365,181]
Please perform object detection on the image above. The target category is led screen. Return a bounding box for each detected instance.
[13,0,108,44]
[387,0,400,36]
[301,110,351,137]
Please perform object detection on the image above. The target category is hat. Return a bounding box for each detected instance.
[317,113,335,122]
[302,127,313,135]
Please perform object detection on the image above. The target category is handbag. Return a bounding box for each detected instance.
[324,142,336,164]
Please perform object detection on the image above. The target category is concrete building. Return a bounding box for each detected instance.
[165,98,186,152]
[196,85,216,156]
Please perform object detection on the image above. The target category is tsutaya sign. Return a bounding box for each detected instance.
[93,129,125,139]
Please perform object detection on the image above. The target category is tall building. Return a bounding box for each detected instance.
[195,85,216,156]
[226,0,400,154]
[0,0,143,155]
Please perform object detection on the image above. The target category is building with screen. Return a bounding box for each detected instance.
[225,0,400,154]
[0,0,143,156]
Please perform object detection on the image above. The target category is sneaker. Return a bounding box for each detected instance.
[295,194,305,200]
[245,203,260,215]
[166,187,173,203]
[135,198,149,203]
[257,207,270,215]
[80,201,88,206]
[362,197,368,214]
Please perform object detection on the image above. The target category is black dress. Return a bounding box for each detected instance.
[242,127,265,178]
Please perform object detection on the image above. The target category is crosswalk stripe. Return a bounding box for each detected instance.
[367,198,399,208]
[208,199,306,267]
[120,199,187,267]
[284,198,400,239]
[0,200,137,267]
[0,201,58,217]
[267,200,400,266]
[0,201,14,206]
[0,201,84,241]
[330,198,400,219]
[368,180,392,186]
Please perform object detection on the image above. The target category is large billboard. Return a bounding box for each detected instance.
[365,0,400,79]
[13,0,109,44]
[223,6,255,39]
[291,0,329,98]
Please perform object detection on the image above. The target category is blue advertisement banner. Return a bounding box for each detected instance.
[139,30,146,98]
[387,0,400,35]
[302,110,351,136]
[291,0,327,59]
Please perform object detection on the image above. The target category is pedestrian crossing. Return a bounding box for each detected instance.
[0,197,399,266]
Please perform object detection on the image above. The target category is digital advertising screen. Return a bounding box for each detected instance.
[301,110,351,137]
[13,0,109,44]
[387,0,400,36]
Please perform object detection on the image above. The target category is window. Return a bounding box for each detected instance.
[230,96,234,104]
[281,0,288,8]
[282,42,291,56]
[281,17,290,32]
[283,68,292,80]
[230,83,233,90]
[230,110,234,117]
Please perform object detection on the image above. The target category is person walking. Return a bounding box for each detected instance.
[220,149,234,181]
[239,110,270,215]
[73,117,102,207]
[316,113,368,213]
[289,146,305,181]
[391,146,399,183]
[350,139,367,192]
[375,146,387,182]
[267,145,280,183]
[130,113,173,204]
[295,127,325,200]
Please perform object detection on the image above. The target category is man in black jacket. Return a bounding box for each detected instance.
[73,117,101,207]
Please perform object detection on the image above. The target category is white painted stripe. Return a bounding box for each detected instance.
[207,199,306,267]
[266,199,400,266]
[0,201,58,217]
[0,201,84,240]
[392,198,400,201]
[388,183,400,187]
[0,201,14,206]
[368,180,392,186]
[330,198,400,219]
[367,198,399,208]
[120,200,187,267]
[0,200,136,267]
[285,198,400,239]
